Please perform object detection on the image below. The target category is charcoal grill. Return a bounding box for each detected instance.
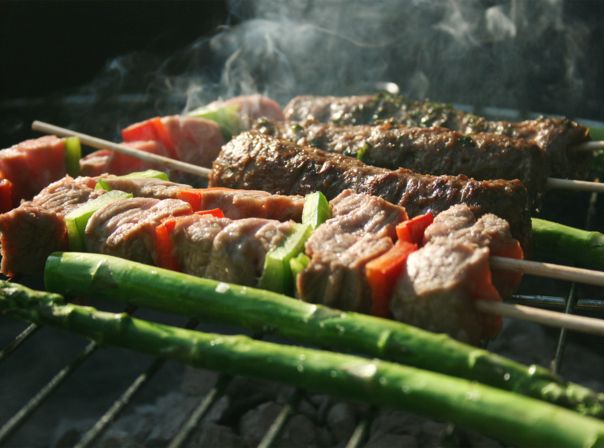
[1,103,604,447]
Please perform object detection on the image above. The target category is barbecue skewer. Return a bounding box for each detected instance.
[30,121,604,336]
[32,121,604,195]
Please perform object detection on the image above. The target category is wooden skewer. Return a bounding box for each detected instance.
[475,301,604,336]
[32,121,211,179]
[31,121,604,336]
[573,141,604,152]
[546,177,604,193]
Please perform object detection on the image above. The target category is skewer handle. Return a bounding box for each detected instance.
[490,256,604,287]
[546,177,604,193]
[31,121,211,180]
[476,301,604,336]
[573,141,604,151]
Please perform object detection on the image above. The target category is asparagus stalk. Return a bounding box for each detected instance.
[2,281,604,448]
[44,252,604,418]
[532,218,604,270]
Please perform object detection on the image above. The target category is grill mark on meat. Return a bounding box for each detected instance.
[283,95,591,179]
[85,198,192,264]
[210,132,531,249]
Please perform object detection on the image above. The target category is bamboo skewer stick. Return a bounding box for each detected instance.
[21,125,604,336]
[32,121,211,179]
[573,141,604,151]
[475,301,604,336]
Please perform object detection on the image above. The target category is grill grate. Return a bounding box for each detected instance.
[1,110,604,447]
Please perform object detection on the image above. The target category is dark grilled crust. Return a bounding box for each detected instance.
[210,132,532,249]
[263,120,547,203]
[283,95,591,179]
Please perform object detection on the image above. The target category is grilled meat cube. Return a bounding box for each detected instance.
[283,95,591,179]
[0,176,103,276]
[424,204,523,298]
[210,131,531,249]
[196,189,304,222]
[391,242,499,345]
[85,198,192,264]
[259,120,547,203]
[204,218,295,285]
[298,190,407,312]
[171,214,295,285]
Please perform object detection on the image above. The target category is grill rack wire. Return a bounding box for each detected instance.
[1,111,604,447]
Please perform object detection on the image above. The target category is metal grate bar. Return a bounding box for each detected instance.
[257,388,304,448]
[168,374,232,448]
[511,294,604,312]
[345,407,376,448]
[0,323,40,363]
[75,356,167,448]
[551,284,579,375]
[75,319,198,448]
[0,340,98,445]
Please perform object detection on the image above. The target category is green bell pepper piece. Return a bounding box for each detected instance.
[64,137,81,177]
[302,192,331,229]
[95,170,170,191]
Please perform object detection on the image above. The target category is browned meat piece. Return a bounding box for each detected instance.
[423,204,523,298]
[0,176,103,276]
[171,214,294,285]
[283,95,591,179]
[171,215,230,278]
[259,120,547,203]
[198,188,304,222]
[204,218,294,285]
[98,177,193,200]
[391,242,499,345]
[210,131,531,249]
[298,190,407,312]
[85,198,192,264]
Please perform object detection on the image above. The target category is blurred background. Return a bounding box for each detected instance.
[1,0,603,148]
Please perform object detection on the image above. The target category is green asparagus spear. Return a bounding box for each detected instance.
[44,252,604,418]
[2,281,604,448]
[532,218,604,270]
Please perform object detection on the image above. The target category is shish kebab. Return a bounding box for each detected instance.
[29,121,604,338]
[283,94,598,181]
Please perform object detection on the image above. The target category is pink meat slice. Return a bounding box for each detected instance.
[0,135,66,207]
[79,141,171,177]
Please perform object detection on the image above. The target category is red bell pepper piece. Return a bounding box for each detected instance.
[366,240,418,317]
[154,219,180,271]
[467,259,503,340]
[177,189,203,210]
[195,208,224,218]
[490,239,525,299]
[0,178,13,213]
[122,117,176,159]
[396,212,434,245]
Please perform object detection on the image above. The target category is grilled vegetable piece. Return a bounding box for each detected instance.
[95,170,169,191]
[45,252,604,418]
[64,190,133,251]
[532,218,604,270]
[302,191,331,229]
[63,137,82,177]
[258,223,312,294]
[5,280,604,448]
